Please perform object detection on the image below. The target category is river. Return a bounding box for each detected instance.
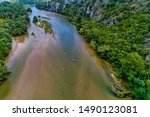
[0,7,117,100]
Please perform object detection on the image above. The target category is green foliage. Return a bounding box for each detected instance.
[77,14,150,99]
[19,0,39,4]
[0,2,29,81]
[27,7,32,12]
[0,2,29,36]
[0,28,11,81]
[36,1,64,12]
[0,60,9,81]
[79,12,149,99]
[33,16,38,23]
[3,18,28,36]
[120,52,145,80]
[36,2,46,10]
[0,2,28,19]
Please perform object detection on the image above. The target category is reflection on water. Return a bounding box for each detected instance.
[0,7,118,100]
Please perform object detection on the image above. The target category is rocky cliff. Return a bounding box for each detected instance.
[38,0,104,19]
[37,0,149,20]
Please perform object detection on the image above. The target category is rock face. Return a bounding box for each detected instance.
[44,0,149,20]
[44,0,105,19]
[64,0,85,4]
[46,2,62,12]
[144,34,150,62]
[66,0,105,19]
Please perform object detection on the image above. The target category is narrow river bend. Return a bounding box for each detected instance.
[0,7,117,100]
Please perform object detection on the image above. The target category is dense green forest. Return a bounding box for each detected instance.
[19,0,37,4]
[0,2,29,81]
[19,0,49,4]
[36,0,150,99]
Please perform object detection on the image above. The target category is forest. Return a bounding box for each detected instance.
[0,2,29,81]
[36,0,150,99]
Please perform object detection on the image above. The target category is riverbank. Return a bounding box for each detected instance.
[82,37,130,98]
[0,2,29,82]
[35,1,150,99]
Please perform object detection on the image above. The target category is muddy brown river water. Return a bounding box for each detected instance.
[0,7,118,99]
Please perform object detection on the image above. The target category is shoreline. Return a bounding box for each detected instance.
[35,6,131,99]
[80,34,130,99]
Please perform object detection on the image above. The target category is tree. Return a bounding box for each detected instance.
[120,52,145,80]
[27,7,32,12]
[33,16,38,23]
[0,2,29,82]
[0,60,8,81]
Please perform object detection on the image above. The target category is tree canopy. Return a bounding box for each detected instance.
[0,2,29,81]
